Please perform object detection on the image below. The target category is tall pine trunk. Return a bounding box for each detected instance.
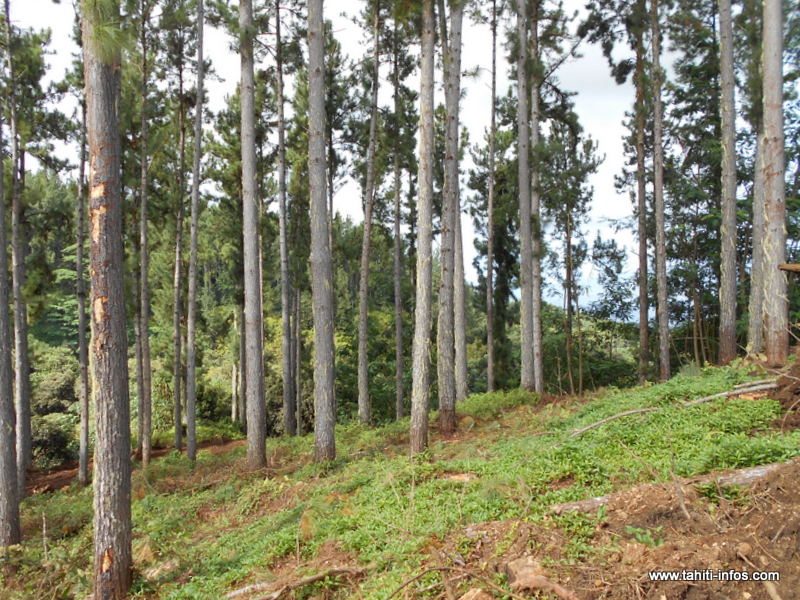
[0,79,20,547]
[5,1,30,495]
[747,129,765,354]
[437,0,463,435]
[82,1,133,594]
[308,0,336,462]
[357,6,382,425]
[77,104,91,486]
[186,0,205,462]
[516,0,535,390]
[718,0,737,365]
[276,0,296,436]
[138,1,152,467]
[410,0,436,454]
[486,0,497,392]
[454,205,467,403]
[172,55,186,452]
[392,23,404,420]
[634,0,649,382]
[240,0,266,469]
[761,0,787,366]
[529,0,544,393]
[650,0,670,380]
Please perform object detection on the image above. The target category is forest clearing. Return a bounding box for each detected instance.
[0,0,798,598]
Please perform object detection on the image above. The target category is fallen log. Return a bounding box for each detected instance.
[683,383,779,407]
[226,566,367,599]
[550,459,797,515]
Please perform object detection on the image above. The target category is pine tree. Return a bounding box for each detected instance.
[308,0,336,462]
[81,0,132,595]
[410,0,435,454]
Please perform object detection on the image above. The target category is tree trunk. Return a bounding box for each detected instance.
[747,130,765,354]
[172,37,187,453]
[5,1,30,495]
[77,104,91,486]
[454,204,467,403]
[138,0,152,468]
[717,0,737,365]
[357,6,382,425]
[240,0,266,469]
[393,24,404,421]
[294,288,303,435]
[565,217,575,396]
[761,0,787,366]
[634,2,649,382]
[437,0,463,435]
[486,0,497,393]
[238,303,247,429]
[185,0,204,463]
[82,1,133,595]
[0,76,20,547]
[308,0,336,462]
[276,0,296,436]
[410,0,436,454]
[650,0,670,381]
[529,0,544,393]
[516,0,535,390]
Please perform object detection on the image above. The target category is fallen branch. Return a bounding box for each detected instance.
[551,459,796,515]
[683,383,778,407]
[383,566,531,600]
[226,566,367,599]
[550,408,660,449]
[734,379,776,389]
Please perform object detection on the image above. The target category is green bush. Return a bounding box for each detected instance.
[32,413,79,469]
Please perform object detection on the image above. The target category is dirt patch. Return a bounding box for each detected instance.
[562,458,800,599]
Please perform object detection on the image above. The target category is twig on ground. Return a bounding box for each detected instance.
[734,379,776,388]
[226,566,367,599]
[762,580,784,600]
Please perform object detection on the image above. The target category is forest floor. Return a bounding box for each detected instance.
[2,359,800,600]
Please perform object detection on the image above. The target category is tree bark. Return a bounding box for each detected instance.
[77,104,91,486]
[634,0,649,382]
[0,71,20,547]
[357,6,382,425]
[410,0,436,454]
[238,303,247,429]
[454,203,467,403]
[516,0,535,390]
[308,0,336,462]
[5,1,31,496]
[486,0,497,393]
[172,33,187,453]
[393,22,404,421]
[529,0,544,393]
[240,0,266,470]
[747,129,766,354]
[650,0,670,381]
[82,1,133,594]
[138,0,153,468]
[276,0,296,436]
[717,0,737,365]
[760,0,787,366]
[186,0,204,463]
[437,0,463,435]
[294,288,303,435]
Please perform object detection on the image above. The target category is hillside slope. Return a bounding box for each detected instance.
[2,363,799,599]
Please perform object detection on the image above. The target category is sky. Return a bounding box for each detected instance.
[14,0,640,305]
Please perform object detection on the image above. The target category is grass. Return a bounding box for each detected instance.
[2,364,798,599]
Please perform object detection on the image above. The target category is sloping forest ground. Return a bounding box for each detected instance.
[2,361,800,600]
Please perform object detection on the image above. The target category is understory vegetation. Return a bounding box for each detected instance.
[3,363,798,599]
